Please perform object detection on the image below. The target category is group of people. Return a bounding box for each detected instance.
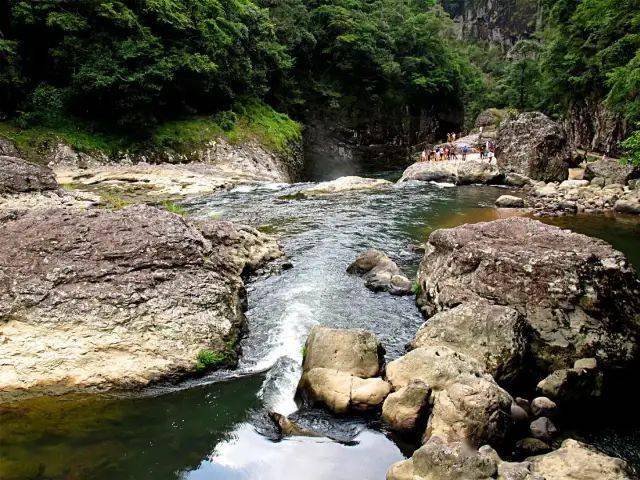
[419,138,496,163]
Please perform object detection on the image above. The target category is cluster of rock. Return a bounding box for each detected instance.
[0,156,284,401]
[297,175,392,196]
[292,217,638,479]
[347,249,412,295]
[494,175,640,216]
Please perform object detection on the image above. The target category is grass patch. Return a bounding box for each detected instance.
[99,192,131,210]
[195,349,229,372]
[0,119,135,164]
[161,200,188,216]
[411,280,422,295]
[0,99,301,164]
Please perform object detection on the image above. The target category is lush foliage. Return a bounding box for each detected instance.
[2,0,288,129]
[1,0,475,142]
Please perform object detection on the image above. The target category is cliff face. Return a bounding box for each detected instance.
[441,0,540,49]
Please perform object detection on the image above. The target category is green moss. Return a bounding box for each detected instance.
[411,280,422,295]
[160,200,188,216]
[100,192,132,210]
[0,120,133,164]
[195,349,229,372]
[0,100,301,164]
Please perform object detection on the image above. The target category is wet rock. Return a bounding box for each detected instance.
[426,374,513,447]
[411,301,526,383]
[348,249,412,295]
[416,217,640,376]
[382,380,431,432]
[495,195,525,208]
[300,176,392,195]
[514,438,551,456]
[302,326,383,378]
[386,346,484,392]
[584,158,639,185]
[268,411,322,437]
[496,112,573,182]
[515,397,531,413]
[529,439,634,479]
[614,199,640,215]
[537,363,604,403]
[0,205,281,400]
[0,155,59,194]
[529,417,558,442]
[511,403,529,423]
[297,367,390,413]
[530,397,557,417]
[398,160,501,185]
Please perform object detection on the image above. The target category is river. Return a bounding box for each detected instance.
[1,177,639,480]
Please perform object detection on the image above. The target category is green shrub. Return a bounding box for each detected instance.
[195,349,227,372]
[411,281,422,295]
[622,129,640,166]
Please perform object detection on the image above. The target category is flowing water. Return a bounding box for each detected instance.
[2,178,639,480]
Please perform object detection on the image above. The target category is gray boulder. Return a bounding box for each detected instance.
[496,112,573,182]
[411,301,527,383]
[495,195,526,208]
[347,249,412,295]
[0,155,59,194]
[398,160,502,185]
[529,417,558,442]
[0,138,19,157]
[0,205,281,401]
[584,158,639,185]
[514,438,551,456]
[530,397,557,417]
[614,199,640,215]
[537,360,604,404]
[416,217,640,377]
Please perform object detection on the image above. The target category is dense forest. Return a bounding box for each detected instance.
[0,0,638,162]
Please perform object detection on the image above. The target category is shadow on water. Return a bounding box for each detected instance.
[2,179,640,479]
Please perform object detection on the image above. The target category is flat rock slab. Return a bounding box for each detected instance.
[398,160,501,185]
[0,205,280,400]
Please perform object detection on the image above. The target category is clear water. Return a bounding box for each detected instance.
[1,179,639,480]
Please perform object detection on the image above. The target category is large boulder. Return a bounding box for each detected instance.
[301,326,383,378]
[416,217,640,376]
[382,380,431,432]
[0,155,59,194]
[475,108,511,130]
[496,112,573,182]
[411,301,527,383]
[398,160,501,185]
[297,367,391,413]
[0,205,281,401]
[528,439,634,479]
[426,375,513,447]
[386,346,485,392]
[584,158,639,186]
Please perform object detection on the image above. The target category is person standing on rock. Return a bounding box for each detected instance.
[462,145,468,161]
